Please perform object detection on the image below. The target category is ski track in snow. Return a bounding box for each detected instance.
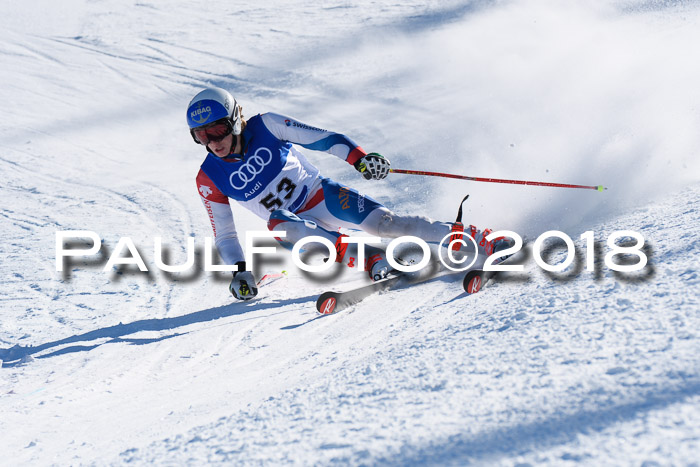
[1,0,699,465]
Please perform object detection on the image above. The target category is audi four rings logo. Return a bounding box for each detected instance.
[229,147,274,190]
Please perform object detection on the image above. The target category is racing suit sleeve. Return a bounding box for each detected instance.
[259,112,368,166]
[196,169,245,265]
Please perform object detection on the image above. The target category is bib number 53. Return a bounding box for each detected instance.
[260,177,297,212]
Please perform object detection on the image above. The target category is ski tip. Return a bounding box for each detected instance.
[596,185,606,192]
[317,295,338,315]
[463,270,484,295]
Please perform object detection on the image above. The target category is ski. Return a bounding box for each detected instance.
[315,263,460,315]
[316,274,402,314]
[256,270,287,287]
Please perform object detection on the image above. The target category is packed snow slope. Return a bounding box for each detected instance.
[1,0,699,465]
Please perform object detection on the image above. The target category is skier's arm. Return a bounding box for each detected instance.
[260,112,367,165]
[196,169,245,265]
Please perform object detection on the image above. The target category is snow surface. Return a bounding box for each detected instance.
[1,0,699,465]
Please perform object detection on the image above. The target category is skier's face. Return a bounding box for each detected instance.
[209,133,235,158]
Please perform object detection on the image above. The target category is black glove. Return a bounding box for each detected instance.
[229,261,258,300]
[354,153,390,180]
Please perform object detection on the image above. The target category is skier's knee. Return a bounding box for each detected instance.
[376,211,395,237]
[364,207,395,237]
[267,209,320,244]
[267,209,302,232]
[375,209,417,238]
[374,209,437,239]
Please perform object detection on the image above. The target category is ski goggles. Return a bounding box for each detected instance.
[190,119,233,145]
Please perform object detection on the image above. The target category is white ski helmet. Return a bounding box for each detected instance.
[186,87,241,140]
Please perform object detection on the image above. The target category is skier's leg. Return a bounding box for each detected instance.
[268,209,335,250]
[294,179,405,279]
[297,178,440,280]
[360,208,453,243]
[295,178,508,267]
[362,207,516,262]
[267,209,388,280]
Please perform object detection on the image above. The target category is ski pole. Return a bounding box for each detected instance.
[389,168,606,191]
[256,270,287,287]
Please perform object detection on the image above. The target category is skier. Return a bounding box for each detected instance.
[188,87,505,300]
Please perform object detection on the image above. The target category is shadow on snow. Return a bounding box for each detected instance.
[378,377,700,465]
[0,294,316,367]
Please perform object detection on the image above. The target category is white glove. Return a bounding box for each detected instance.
[229,262,258,300]
[354,153,390,180]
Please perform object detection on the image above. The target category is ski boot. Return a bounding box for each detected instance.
[366,250,391,282]
[489,236,516,265]
[366,249,414,282]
